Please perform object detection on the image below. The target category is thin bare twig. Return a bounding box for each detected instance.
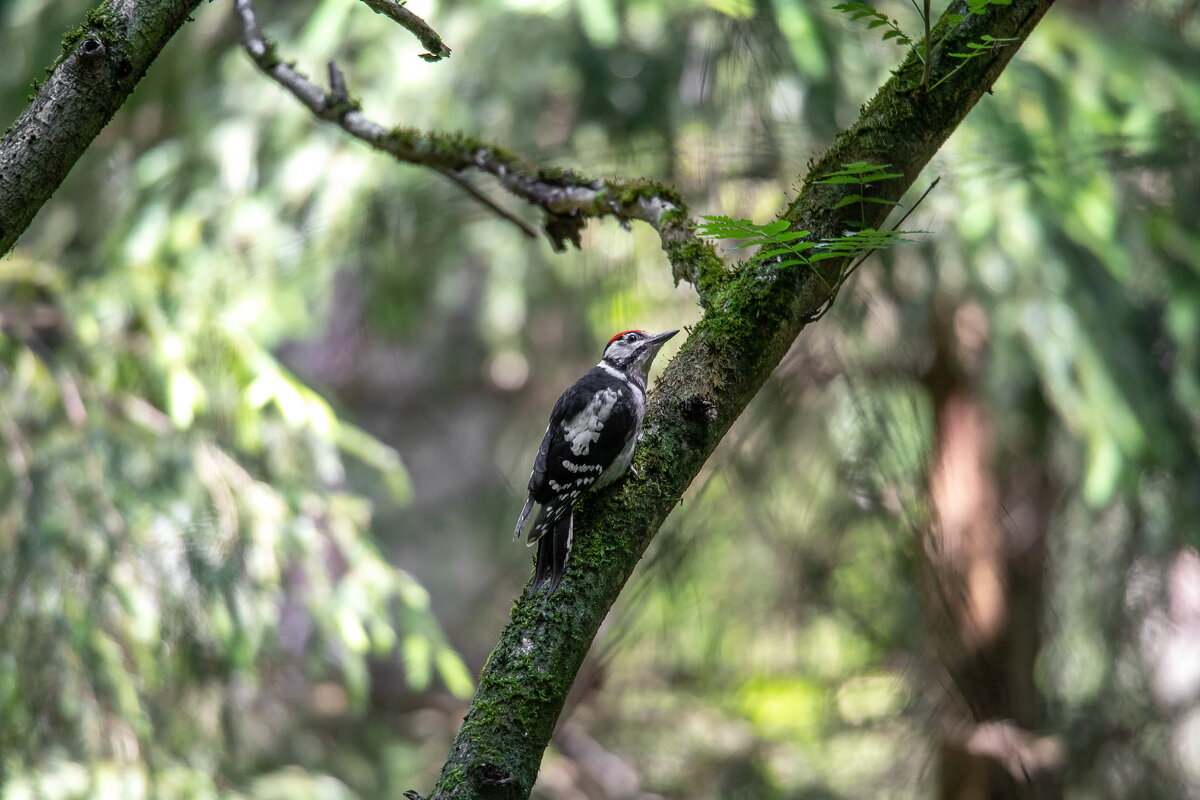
[357,0,451,62]
[327,61,350,107]
[804,175,941,323]
[437,169,539,239]
[922,0,932,93]
[885,174,941,234]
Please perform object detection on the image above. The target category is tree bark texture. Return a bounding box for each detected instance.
[0,0,202,256]
[428,2,1058,798]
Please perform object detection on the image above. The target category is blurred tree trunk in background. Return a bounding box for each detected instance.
[924,307,1061,799]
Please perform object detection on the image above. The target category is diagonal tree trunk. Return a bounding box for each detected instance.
[427,3,1058,798]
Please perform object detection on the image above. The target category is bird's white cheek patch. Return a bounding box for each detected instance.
[563,389,620,456]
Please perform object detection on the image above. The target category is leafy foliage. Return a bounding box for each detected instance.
[814,161,904,221]
[0,1,474,790]
[834,0,1017,92]
[0,257,472,788]
[931,33,1019,91]
[695,163,915,311]
[832,2,915,49]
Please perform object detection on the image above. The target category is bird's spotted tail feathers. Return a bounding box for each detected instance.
[522,502,573,594]
[531,511,573,594]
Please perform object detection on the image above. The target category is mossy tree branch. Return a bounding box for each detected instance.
[0,0,203,256]
[232,0,726,297]
[425,2,1056,799]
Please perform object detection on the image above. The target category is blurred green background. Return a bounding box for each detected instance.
[2,0,1199,797]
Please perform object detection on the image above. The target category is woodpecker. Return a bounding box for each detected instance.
[513,329,679,594]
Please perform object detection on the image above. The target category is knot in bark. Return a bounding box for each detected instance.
[469,761,521,800]
[682,394,718,423]
[78,36,106,61]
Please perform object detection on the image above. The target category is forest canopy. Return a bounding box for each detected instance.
[1,0,1199,798]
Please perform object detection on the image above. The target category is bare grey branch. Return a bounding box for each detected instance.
[356,0,452,61]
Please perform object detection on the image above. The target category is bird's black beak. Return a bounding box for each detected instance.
[648,329,679,347]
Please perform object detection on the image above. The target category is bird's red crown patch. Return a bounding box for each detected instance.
[607,330,644,345]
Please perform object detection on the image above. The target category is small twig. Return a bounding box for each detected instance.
[436,169,539,239]
[327,61,349,108]
[357,0,451,61]
[236,0,329,116]
[888,175,940,232]
[921,0,932,93]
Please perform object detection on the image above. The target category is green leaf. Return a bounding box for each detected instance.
[833,194,864,209]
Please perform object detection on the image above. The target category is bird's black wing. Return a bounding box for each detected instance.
[526,423,556,498]
[525,375,593,498]
[530,367,635,505]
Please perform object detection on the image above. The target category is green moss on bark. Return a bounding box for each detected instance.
[380,128,529,173]
[59,3,121,59]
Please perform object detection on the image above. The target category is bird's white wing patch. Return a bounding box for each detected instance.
[563,459,604,474]
[562,388,620,456]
